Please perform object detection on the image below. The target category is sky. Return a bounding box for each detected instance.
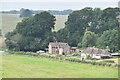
[0,0,120,11]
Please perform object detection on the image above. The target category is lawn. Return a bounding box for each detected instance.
[2,54,118,78]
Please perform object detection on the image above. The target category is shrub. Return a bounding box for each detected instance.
[106,64,112,67]
[86,55,91,59]
[101,60,115,63]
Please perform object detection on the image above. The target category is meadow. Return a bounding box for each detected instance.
[0,14,22,35]
[2,54,118,78]
[0,14,68,35]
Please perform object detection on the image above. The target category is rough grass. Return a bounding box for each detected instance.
[2,54,118,78]
[0,14,22,35]
[0,55,2,79]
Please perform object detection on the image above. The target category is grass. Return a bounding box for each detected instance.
[2,54,118,78]
[0,14,68,35]
[53,15,68,31]
[0,14,22,35]
[0,55,2,79]
[96,58,118,64]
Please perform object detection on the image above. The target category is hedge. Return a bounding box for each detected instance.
[9,51,119,68]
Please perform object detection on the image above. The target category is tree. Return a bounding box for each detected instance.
[97,29,118,52]
[17,11,56,38]
[81,31,97,48]
[57,7,94,46]
[5,11,56,51]
[20,9,33,18]
[98,8,119,34]
[56,7,119,48]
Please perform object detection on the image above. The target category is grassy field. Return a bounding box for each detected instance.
[0,14,22,35]
[0,55,2,79]
[2,54,118,78]
[0,14,68,35]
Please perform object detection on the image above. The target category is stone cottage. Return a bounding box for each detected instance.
[48,42,70,55]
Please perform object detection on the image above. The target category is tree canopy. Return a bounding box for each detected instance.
[97,29,118,52]
[5,7,119,52]
[6,11,56,51]
[55,7,119,52]
[81,31,97,48]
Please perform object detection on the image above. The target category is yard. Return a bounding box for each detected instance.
[2,54,118,78]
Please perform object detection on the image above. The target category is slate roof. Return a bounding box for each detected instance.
[82,47,110,55]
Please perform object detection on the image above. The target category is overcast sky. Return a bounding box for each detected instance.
[0,0,119,11]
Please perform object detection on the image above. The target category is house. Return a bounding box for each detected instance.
[70,47,79,53]
[81,47,111,59]
[48,42,70,55]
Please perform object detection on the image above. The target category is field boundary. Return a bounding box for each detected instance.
[9,51,120,68]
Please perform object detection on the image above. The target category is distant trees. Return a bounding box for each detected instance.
[20,9,33,18]
[1,8,73,15]
[48,9,73,15]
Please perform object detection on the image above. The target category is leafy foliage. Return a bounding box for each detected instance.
[97,29,118,52]
[81,31,97,48]
[56,7,119,52]
[5,7,119,52]
[5,11,56,51]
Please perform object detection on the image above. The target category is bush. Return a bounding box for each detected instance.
[105,64,112,67]
[101,60,115,63]
[86,55,91,59]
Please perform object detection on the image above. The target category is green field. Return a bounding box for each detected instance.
[0,14,68,35]
[2,54,118,78]
[0,55,2,79]
[0,14,22,35]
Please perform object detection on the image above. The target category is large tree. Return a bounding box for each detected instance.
[17,11,55,38]
[98,8,119,34]
[56,7,119,47]
[97,29,118,52]
[6,11,56,51]
[80,31,97,48]
[57,7,94,46]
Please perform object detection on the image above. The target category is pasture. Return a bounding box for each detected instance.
[0,14,22,35]
[0,14,68,35]
[2,54,118,78]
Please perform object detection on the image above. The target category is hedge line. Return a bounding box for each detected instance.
[9,51,120,68]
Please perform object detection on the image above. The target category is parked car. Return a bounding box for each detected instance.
[36,50,45,53]
[71,53,77,56]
